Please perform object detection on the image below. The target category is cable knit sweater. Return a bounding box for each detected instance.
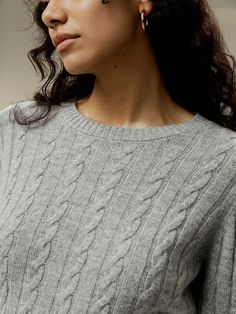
[0,99,236,314]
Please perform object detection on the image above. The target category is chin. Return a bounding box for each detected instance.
[65,68,81,75]
[60,51,103,76]
[62,64,84,75]
[62,59,92,75]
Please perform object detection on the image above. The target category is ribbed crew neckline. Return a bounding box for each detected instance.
[61,100,211,141]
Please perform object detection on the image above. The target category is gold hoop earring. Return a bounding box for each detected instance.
[141,10,148,31]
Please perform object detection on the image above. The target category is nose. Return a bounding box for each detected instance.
[41,1,67,29]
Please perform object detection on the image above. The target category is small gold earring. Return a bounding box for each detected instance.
[141,10,148,31]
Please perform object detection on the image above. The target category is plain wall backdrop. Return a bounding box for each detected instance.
[0,0,236,109]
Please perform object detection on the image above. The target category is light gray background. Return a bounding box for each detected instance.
[0,0,236,109]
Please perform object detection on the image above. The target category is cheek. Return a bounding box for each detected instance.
[82,4,137,49]
[60,25,136,75]
[58,6,138,73]
[87,17,137,54]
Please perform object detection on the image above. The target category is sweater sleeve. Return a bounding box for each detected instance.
[0,103,16,181]
[196,185,236,314]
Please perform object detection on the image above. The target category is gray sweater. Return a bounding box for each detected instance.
[0,100,236,314]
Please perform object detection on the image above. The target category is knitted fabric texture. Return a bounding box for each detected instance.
[0,100,236,314]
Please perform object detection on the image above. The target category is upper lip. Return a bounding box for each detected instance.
[53,33,80,47]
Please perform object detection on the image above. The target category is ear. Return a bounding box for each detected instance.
[138,0,154,16]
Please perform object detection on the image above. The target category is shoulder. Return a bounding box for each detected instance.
[0,100,47,153]
[207,122,236,192]
[192,116,236,185]
[198,114,236,138]
[0,99,61,129]
[0,103,16,125]
[215,123,236,157]
[212,121,236,164]
[199,115,236,153]
[0,100,38,125]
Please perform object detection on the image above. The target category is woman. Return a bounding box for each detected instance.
[0,0,236,313]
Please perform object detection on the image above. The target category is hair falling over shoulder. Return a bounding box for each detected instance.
[14,0,236,131]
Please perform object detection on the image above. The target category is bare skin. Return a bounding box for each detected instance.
[42,0,195,128]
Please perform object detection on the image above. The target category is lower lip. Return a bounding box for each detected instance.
[56,37,80,52]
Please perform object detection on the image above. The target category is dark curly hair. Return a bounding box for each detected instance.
[14,0,236,131]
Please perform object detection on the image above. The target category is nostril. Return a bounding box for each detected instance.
[50,19,60,24]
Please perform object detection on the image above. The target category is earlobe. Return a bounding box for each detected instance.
[147,0,154,12]
[139,0,154,16]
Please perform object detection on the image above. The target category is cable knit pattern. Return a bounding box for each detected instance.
[0,123,29,312]
[89,139,185,314]
[134,135,236,314]
[54,145,136,314]
[16,124,64,314]
[0,100,236,314]
[49,139,100,314]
